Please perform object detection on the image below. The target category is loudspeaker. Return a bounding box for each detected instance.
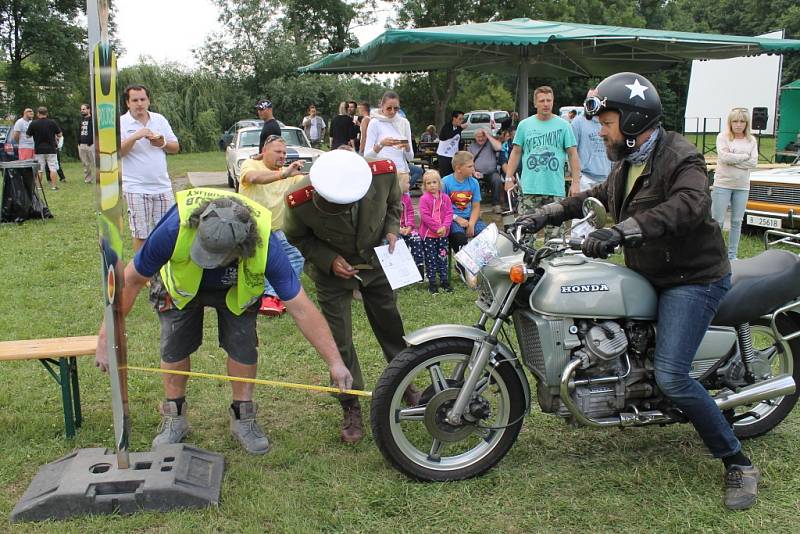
[752,107,768,131]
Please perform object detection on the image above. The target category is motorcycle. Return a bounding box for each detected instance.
[370,199,800,481]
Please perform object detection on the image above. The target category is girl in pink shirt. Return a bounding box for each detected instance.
[418,170,454,294]
[400,177,425,277]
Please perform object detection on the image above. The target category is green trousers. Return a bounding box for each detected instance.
[315,273,406,398]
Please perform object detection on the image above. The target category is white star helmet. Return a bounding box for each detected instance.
[584,72,662,147]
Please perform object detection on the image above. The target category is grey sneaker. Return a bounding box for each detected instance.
[229,401,270,455]
[152,400,189,447]
[724,464,760,510]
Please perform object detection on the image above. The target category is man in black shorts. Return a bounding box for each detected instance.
[95,189,352,455]
[26,107,62,190]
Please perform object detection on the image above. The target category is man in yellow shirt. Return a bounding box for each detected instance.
[239,134,306,316]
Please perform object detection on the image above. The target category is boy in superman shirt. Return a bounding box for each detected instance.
[442,150,487,253]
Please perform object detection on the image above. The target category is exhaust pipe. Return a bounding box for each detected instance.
[714,374,796,411]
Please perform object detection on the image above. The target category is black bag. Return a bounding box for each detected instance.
[1,162,52,223]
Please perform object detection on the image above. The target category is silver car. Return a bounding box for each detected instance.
[225,126,325,191]
[461,110,510,141]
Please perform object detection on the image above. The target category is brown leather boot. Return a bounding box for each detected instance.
[340,400,363,444]
[403,384,423,406]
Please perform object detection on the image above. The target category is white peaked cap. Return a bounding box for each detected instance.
[310,150,372,204]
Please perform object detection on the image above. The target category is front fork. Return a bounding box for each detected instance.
[446,287,518,425]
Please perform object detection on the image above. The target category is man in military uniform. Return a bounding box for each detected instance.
[283,149,420,444]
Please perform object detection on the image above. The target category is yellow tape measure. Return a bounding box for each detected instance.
[125,366,372,398]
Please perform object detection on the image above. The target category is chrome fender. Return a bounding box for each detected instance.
[404,324,531,411]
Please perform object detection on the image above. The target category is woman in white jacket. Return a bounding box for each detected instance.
[711,107,758,260]
[365,91,413,189]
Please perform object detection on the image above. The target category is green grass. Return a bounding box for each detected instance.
[1,152,799,532]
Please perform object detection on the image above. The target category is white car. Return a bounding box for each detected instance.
[225,126,324,191]
[744,163,800,232]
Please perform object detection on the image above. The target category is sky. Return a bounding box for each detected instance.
[115,0,392,69]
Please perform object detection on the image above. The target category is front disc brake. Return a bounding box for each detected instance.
[424,389,478,442]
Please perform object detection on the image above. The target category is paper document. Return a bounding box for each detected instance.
[374,239,422,289]
[454,223,499,275]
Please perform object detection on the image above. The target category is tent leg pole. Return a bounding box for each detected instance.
[518,61,529,119]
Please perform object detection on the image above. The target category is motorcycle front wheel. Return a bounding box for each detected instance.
[371,338,527,481]
[733,316,800,439]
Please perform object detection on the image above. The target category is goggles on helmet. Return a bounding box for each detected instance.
[583,96,607,117]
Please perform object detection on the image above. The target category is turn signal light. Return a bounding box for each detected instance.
[509,264,527,284]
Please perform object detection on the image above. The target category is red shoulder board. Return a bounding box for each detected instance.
[369,159,395,175]
[286,185,315,208]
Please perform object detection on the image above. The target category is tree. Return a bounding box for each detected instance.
[193,0,384,133]
[0,0,87,116]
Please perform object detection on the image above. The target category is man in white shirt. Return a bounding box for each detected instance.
[10,107,35,160]
[120,83,180,251]
[302,105,326,148]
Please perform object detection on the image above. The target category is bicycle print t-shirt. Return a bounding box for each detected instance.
[513,115,576,197]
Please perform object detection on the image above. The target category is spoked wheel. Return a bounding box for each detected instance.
[371,338,527,481]
[733,316,800,439]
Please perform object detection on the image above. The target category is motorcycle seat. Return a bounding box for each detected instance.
[712,249,800,327]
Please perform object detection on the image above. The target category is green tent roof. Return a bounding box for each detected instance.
[783,79,800,89]
[300,18,800,77]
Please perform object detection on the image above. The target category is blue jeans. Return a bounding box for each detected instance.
[654,273,739,458]
[408,164,423,190]
[264,230,305,298]
[482,171,505,206]
[449,218,487,236]
[710,186,749,260]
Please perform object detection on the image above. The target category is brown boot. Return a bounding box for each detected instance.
[340,400,363,444]
[403,384,423,406]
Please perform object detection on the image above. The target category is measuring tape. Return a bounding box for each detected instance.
[125,365,372,398]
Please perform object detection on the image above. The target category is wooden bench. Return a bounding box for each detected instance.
[0,336,97,438]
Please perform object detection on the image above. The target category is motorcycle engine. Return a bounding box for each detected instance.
[582,321,628,367]
[556,320,656,421]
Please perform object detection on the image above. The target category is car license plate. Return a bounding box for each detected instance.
[746,214,782,229]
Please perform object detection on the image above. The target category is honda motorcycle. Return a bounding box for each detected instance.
[370,199,800,481]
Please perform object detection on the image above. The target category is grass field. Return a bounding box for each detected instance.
[1,152,799,533]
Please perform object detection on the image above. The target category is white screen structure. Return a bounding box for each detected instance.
[684,30,784,134]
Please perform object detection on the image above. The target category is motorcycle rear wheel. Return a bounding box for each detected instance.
[370,338,526,481]
[733,316,800,439]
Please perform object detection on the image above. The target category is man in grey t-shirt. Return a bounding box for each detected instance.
[11,107,35,160]
[468,128,504,213]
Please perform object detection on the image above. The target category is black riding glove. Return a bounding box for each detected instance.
[516,210,549,233]
[581,217,644,259]
[516,202,565,233]
[582,228,623,259]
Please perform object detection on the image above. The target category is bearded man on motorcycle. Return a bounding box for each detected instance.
[518,72,758,510]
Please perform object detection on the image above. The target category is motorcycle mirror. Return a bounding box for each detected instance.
[582,198,607,228]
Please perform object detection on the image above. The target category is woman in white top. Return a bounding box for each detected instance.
[365,91,414,189]
[711,107,758,260]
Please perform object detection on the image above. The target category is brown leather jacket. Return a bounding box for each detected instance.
[563,127,729,289]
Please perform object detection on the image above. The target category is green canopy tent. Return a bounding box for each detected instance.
[300,18,800,119]
[777,80,800,161]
